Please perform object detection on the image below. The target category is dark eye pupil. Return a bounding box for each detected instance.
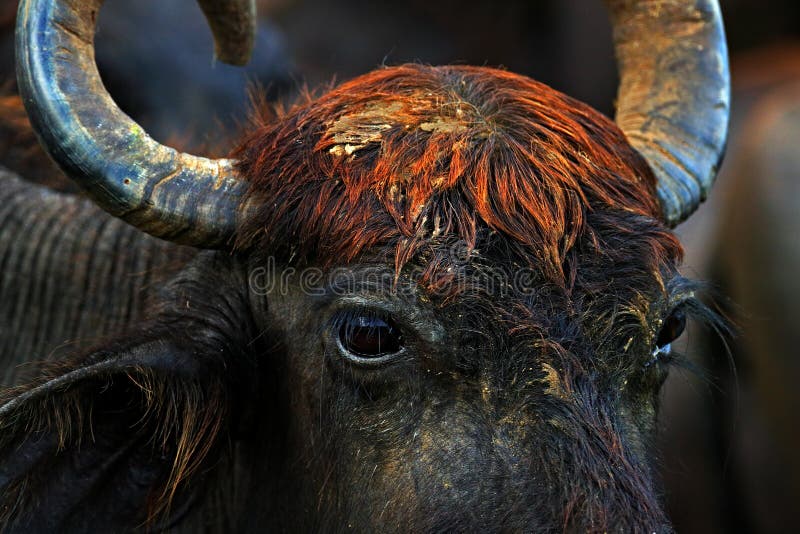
[656,309,687,349]
[339,316,403,357]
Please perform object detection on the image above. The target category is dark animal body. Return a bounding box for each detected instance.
[0,174,194,386]
[0,0,730,531]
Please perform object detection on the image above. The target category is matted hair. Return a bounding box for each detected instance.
[235,64,678,285]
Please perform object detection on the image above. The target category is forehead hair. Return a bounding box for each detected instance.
[235,64,678,286]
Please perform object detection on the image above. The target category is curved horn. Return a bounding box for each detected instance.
[605,0,730,226]
[15,0,255,247]
[198,0,257,66]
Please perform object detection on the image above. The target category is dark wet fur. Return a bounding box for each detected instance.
[0,65,728,532]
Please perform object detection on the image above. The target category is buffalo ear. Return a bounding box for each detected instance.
[0,341,232,531]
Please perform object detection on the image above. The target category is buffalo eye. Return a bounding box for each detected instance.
[337,312,404,362]
[655,308,687,352]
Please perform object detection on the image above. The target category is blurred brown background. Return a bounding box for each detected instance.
[2,0,799,532]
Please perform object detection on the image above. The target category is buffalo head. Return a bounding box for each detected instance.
[0,0,729,531]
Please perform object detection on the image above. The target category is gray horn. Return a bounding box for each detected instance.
[605,0,730,226]
[15,0,255,247]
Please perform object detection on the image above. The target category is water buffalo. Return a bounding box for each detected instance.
[0,0,729,531]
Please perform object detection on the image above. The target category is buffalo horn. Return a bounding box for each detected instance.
[605,0,730,226]
[15,0,255,247]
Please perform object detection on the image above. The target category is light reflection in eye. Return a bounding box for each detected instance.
[337,312,403,358]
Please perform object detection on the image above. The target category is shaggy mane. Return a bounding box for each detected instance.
[234,64,674,284]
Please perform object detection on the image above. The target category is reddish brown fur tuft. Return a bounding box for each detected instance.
[234,65,668,284]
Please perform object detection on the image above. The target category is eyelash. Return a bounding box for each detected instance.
[643,344,674,369]
[332,307,391,333]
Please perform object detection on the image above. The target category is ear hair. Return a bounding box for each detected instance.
[0,342,231,530]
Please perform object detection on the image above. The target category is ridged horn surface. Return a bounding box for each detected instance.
[606,0,730,226]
